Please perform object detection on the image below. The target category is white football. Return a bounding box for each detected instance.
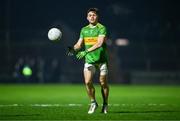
[48,28,62,41]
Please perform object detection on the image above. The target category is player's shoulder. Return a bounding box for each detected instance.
[96,23,106,29]
[81,25,89,30]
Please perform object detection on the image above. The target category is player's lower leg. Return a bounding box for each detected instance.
[101,85,109,114]
[100,75,109,114]
[101,87,108,114]
[85,83,98,114]
[85,82,96,100]
[84,70,98,114]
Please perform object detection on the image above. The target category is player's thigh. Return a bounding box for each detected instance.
[83,63,96,83]
[99,63,108,84]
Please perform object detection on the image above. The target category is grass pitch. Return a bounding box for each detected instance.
[0,84,180,120]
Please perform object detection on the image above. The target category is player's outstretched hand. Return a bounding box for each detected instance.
[67,46,76,56]
[76,50,88,60]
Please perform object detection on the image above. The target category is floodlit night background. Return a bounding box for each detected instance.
[0,0,180,84]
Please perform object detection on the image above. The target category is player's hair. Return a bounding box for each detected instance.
[87,8,99,15]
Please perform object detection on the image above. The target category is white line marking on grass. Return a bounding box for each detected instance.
[111,104,120,106]
[148,103,157,106]
[30,104,83,107]
[0,103,167,107]
[0,104,22,107]
[68,104,82,106]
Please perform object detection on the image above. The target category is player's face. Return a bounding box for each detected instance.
[87,11,98,25]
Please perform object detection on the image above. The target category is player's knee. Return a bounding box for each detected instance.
[100,81,107,88]
[99,75,108,87]
[85,81,92,87]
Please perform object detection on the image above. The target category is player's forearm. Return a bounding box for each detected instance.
[74,44,81,51]
[74,38,83,51]
[87,42,102,52]
[87,36,104,52]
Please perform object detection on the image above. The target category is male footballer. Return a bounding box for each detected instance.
[68,8,109,114]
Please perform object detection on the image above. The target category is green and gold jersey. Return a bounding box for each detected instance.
[80,23,108,64]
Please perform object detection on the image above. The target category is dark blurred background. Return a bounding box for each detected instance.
[0,0,180,84]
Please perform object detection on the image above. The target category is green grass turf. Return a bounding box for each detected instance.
[0,84,180,120]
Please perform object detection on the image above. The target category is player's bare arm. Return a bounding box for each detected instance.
[67,38,83,56]
[87,35,106,52]
[74,38,83,51]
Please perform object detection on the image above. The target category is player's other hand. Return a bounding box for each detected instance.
[76,50,88,60]
[67,46,76,56]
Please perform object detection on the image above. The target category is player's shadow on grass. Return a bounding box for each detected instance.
[112,110,180,114]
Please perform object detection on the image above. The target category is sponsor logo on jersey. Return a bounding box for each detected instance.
[84,37,98,45]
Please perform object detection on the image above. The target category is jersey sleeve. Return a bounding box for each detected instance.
[99,26,107,36]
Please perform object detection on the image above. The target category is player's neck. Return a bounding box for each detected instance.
[89,22,98,28]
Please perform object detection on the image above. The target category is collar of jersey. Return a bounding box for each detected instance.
[88,23,98,28]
